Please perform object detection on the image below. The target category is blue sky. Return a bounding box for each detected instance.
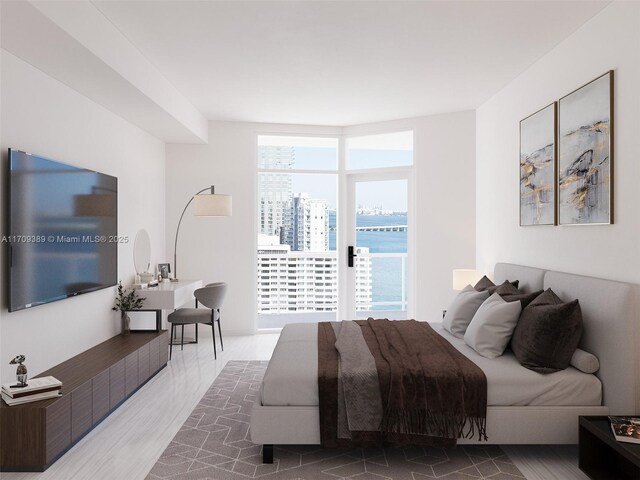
[261,146,411,211]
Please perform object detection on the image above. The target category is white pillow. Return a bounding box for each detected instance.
[570,348,600,373]
[464,292,522,359]
[443,285,490,338]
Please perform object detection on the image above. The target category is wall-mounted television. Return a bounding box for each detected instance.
[7,149,118,312]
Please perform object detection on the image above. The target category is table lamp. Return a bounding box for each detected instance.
[452,269,481,291]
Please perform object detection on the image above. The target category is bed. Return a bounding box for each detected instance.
[250,263,640,457]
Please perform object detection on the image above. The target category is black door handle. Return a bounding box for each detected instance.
[348,246,357,267]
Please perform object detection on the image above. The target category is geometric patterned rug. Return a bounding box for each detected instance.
[146,361,526,479]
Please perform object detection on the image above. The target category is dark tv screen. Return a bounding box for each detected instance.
[8,149,118,311]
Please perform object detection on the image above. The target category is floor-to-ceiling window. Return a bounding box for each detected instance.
[256,131,413,330]
[257,135,339,329]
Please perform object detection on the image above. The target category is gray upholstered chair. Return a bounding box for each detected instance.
[167,282,227,360]
[192,282,228,344]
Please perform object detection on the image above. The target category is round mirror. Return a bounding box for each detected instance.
[133,229,151,274]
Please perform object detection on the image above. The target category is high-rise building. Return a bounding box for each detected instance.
[258,145,294,236]
[257,235,372,314]
[285,193,328,252]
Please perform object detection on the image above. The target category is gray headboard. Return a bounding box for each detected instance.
[494,263,640,415]
[494,263,546,293]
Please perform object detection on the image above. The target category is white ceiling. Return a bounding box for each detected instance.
[93,1,609,126]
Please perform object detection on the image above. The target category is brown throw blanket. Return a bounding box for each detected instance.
[318,319,487,448]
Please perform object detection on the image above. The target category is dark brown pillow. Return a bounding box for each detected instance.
[474,275,495,291]
[474,276,520,294]
[494,282,543,309]
[511,289,583,374]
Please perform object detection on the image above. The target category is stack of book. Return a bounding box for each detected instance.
[1,376,63,406]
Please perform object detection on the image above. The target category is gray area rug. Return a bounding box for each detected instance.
[147,361,526,479]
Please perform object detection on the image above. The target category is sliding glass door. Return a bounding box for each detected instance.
[345,175,409,319]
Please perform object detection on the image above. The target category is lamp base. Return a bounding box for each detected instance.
[170,278,179,282]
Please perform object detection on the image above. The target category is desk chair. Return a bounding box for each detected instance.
[168,283,227,360]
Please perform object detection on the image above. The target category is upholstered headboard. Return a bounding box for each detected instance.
[493,263,640,415]
[494,263,546,293]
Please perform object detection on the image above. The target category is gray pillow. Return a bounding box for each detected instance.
[570,348,600,374]
[443,285,490,338]
[464,293,522,359]
[511,289,583,374]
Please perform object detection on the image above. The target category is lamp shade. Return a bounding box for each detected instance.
[452,269,481,291]
[193,193,232,216]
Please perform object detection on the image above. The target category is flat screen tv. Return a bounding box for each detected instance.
[8,149,118,312]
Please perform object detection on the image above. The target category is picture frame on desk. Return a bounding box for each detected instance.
[157,263,171,280]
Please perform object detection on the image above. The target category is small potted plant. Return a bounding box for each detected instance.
[112,282,145,335]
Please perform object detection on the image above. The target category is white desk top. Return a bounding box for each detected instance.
[139,279,203,310]
[145,279,201,292]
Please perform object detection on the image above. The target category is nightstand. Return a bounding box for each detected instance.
[579,416,640,479]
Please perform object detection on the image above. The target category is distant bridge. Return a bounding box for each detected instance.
[329,225,407,232]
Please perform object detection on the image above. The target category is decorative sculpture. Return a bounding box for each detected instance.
[9,355,28,387]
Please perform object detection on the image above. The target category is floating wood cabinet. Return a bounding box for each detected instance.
[138,343,150,384]
[71,380,92,442]
[92,370,110,424]
[0,331,168,472]
[109,359,125,410]
[125,351,138,396]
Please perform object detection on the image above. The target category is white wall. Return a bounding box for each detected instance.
[0,51,166,383]
[166,112,476,333]
[476,1,640,282]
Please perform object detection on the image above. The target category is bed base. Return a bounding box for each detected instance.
[251,399,608,463]
[262,444,273,464]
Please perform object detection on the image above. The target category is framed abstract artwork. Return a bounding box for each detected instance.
[520,103,557,226]
[558,71,613,225]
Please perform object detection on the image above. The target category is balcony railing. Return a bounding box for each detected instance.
[256,251,408,317]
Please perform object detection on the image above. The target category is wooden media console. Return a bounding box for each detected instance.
[0,331,169,471]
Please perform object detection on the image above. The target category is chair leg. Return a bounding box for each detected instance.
[172,309,177,340]
[210,310,217,359]
[169,323,174,360]
[181,325,185,351]
[211,322,217,359]
[217,309,223,351]
[194,300,199,344]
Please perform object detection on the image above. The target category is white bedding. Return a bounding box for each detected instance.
[260,322,602,407]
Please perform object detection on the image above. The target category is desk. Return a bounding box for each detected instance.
[132,280,202,332]
[142,279,203,311]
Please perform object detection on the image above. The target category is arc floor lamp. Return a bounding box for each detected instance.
[172,185,232,281]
